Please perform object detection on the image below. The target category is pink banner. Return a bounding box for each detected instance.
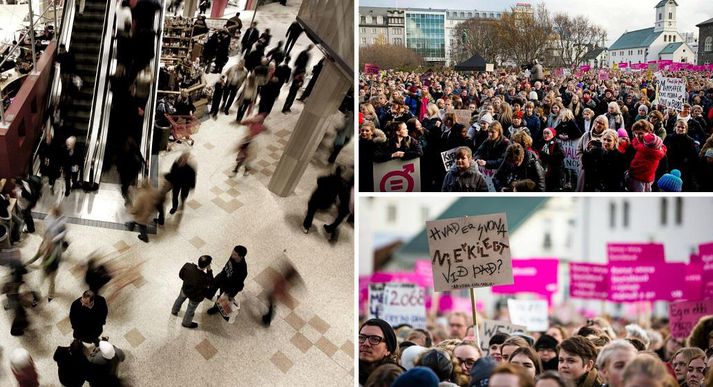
[685,257,703,301]
[570,262,609,300]
[700,242,713,298]
[492,258,558,296]
[598,69,609,80]
[608,261,685,302]
[631,63,646,70]
[658,60,673,66]
[669,300,713,338]
[437,293,484,314]
[618,62,628,68]
[364,63,380,75]
[607,243,665,262]
[579,65,591,72]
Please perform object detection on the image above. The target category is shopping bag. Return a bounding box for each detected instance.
[216,293,240,323]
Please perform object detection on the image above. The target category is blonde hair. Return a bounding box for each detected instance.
[622,353,678,387]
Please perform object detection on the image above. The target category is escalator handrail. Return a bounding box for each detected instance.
[82,0,118,184]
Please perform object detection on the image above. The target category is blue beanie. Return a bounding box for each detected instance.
[469,357,497,387]
[657,169,683,192]
[392,366,439,387]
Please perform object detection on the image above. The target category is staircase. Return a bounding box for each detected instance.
[64,0,108,144]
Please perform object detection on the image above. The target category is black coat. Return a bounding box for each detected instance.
[54,346,90,387]
[494,150,545,191]
[70,296,108,342]
[474,138,509,169]
[241,27,259,47]
[664,134,699,190]
[214,257,248,298]
[165,161,196,191]
[179,262,214,302]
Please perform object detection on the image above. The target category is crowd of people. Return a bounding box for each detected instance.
[358,65,713,192]
[359,311,713,387]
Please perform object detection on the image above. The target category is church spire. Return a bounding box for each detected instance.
[654,0,678,33]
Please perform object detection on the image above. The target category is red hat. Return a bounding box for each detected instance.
[545,127,557,137]
[514,111,524,119]
[643,133,662,148]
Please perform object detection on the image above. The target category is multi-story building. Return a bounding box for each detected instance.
[697,17,713,64]
[445,9,502,65]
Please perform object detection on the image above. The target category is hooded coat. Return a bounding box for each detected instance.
[441,163,488,192]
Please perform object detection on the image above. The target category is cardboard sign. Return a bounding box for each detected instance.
[607,243,665,263]
[508,299,549,332]
[479,319,526,352]
[559,139,579,172]
[368,283,385,319]
[373,159,421,192]
[454,109,472,126]
[441,147,459,171]
[569,262,609,300]
[492,258,559,297]
[608,261,685,302]
[657,77,686,111]
[364,63,380,75]
[669,300,713,338]
[426,213,513,291]
[381,283,427,329]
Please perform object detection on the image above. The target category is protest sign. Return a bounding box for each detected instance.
[426,213,513,292]
[598,69,610,81]
[373,159,421,192]
[657,77,686,111]
[669,300,713,338]
[684,258,703,301]
[579,65,590,72]
[608,261,685,302]
[368,283,385,319]
[437,293,483,315]
[700,242,713,298]
[454,109,472,126]
[364,63,380,75]
[441,147,459,171]
[479,319,526,352]
[492,258,558,297]
[381,283,427,329]
[508,299,549,332]
[607,243,665,263]
[486,63,494,72]
[569,262,609,300]
[559,139,579,172]
[618,62,628,69]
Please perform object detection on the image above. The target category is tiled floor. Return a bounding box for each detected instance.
[0,1,354,386]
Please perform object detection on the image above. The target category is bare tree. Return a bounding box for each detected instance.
[495,3,553,66]
[452,18,502,65]
[552,13,607,69]
[359,43,424,70]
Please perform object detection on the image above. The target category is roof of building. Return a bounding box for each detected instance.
[359,7,389,16]
[582,47,607,61]
[394,198,547,265]
[655,0,678,8]
[696,17,713,27]
[659,42,683,54]
[609,27,661,50]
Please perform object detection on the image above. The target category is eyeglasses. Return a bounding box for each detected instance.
[359,334,385,346]
[457,357,477,368]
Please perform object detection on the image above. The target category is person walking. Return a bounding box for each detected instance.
[125,180,156,243]
[25,206,67,302]
[221,59,247,114]
[210,75,226,119]
[241,22,259,56]
[69,290,108,344]
[284,21,303,56]
[302,167,346,233]
[172,255,213,329]
[87,339,125,386]
[206,246,248,316]
[53,339,90,387]
[164,152,196,215]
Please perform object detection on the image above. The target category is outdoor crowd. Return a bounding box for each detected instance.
[359,311,713,387]
[358,65,713,192]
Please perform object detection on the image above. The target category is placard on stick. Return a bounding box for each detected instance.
[669,300,713,338]
[479,319,526,352]
[426,213,513,292]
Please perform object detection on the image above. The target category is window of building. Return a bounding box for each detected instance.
[661,198,668,225]
[664,35,668,42]
[706,37,713,52]
[387,205,397,223]
[394,37,402,45]
[673,35,676,42]
[361,37,367,45]
[372,28,376,33]
[623,200,630,228]
[360,27,365,33]
[659,13,662,20]
[361,16,366,24]
[669,12,672,19]
[609,202,616,228]
[675,197,683,225]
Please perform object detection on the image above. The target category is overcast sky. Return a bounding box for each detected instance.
[359,0,713,45]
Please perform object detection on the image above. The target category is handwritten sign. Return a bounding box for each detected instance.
[559,139,579,172]
[508,299,548,331]
[426,213,513,292]
[368,284,385,319]
[441,147,459,171]
[373,159,421,192]
[454,109,472,126]
[479,319,526,352]
[669,300,713,338]
[607,243,665,263]
[380,283,427,329]
[657,77,686,111]
[569,262,609,300]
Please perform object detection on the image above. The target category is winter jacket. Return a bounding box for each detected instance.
[474,138,509,169]
[629,137,667,183]
[441,163,488,192]
[179,262,214,302]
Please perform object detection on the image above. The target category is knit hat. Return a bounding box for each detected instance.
[544,127,556,137]
[529,91,538,101]
[534,334,559,351]
[479,114,493,125]
[469,357,497,387]
[657,169,683,192]
[643,133,662,149]
[513,111,523,120]
[617,128,629,138]
[99,341,116,360]
[392,367,440,387]
[361,318,397,354]
[419,349,454,381]
[400,345,428,370]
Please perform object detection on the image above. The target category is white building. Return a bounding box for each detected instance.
[608,0,695,66]
[581,47,609,69]
[445,9,503,66]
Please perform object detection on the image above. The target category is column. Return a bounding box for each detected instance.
[183,0,199,18]
[268,60,351,197]
[210,0,228,18]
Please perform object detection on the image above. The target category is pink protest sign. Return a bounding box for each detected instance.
[364,63,380,75]
[607,243,665,262]
[608,261,685,302]
[700,242,713,298]
[684,258,703,301]
[618,62,628,69]
[579,65,591,72]
[415,259,434,286]
[598,69,609,80]
[437,293,484,314]
[570,262,609,300]
[492,258,558,296]
[669,300,713,338]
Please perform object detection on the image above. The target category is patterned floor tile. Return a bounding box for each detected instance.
[189,236,206,249]
[132,275,148,289]
[113,240,130,252]
[284,312,306,331]
[226,188,239,197]
[308,315,330,334]
[209,186,223,195]
[290,332,312,353]
[186,200,202,210]
[340,340,354,359]
[315,336,338,357]
[124,328,146,348]
[301,324,321,344]
[270,351,293,373]
[195,339,218,360]
[56,316,72,336]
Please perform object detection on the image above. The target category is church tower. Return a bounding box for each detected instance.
[654,0,678,33]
